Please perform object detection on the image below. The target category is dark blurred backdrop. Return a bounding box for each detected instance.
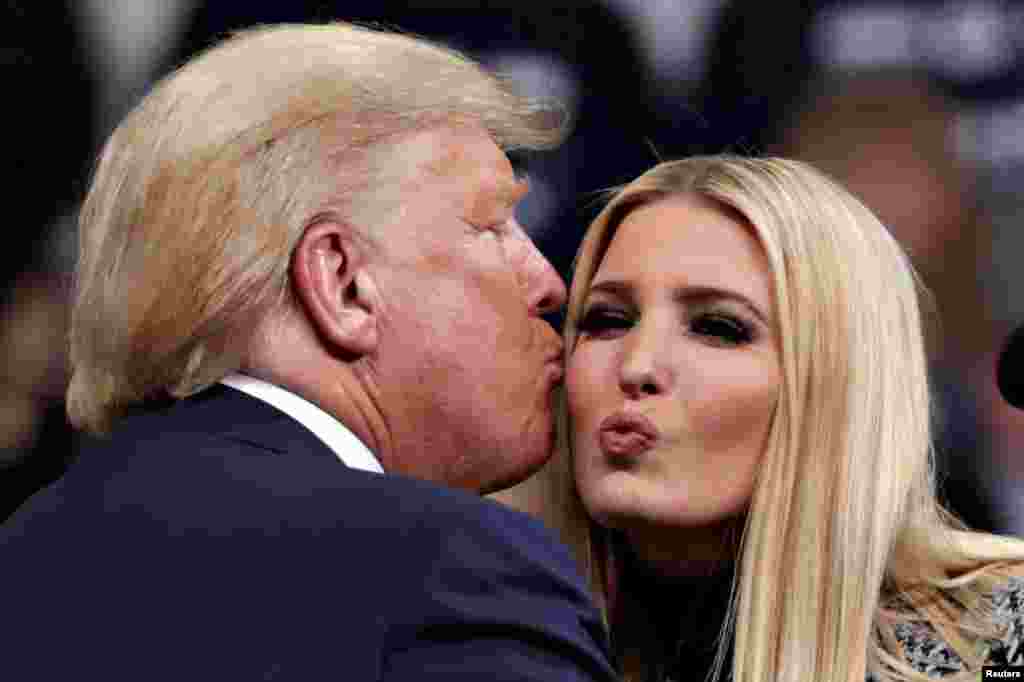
[6,0,1024,533]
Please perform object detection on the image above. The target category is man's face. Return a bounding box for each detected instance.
[367,125,567,494]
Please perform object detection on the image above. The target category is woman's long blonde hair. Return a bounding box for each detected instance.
[498,155,1024,682]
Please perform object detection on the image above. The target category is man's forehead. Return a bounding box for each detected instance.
[422,129,511,180]
[414,127,527,205]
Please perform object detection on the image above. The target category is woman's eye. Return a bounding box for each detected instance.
[690,313,753,346]
[578,307,632,336]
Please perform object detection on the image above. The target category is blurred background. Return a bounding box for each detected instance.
[5,0,1024,532]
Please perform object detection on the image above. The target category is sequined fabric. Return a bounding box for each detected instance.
[867,577,1024,680]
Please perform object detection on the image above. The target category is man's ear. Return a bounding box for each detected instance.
[290,219,379,357]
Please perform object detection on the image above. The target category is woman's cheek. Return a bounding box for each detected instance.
[566,344,603,426]
[689,377,778,450]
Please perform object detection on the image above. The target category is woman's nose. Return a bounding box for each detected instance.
[618,323,673,399]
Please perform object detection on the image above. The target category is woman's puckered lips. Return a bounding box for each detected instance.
[598,411,659,459]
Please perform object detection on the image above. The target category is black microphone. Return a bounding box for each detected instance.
[998,323,1024,408]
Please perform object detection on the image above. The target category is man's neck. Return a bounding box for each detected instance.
[242,363,392,472]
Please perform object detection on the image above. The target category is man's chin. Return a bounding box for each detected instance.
[480,440,555,496]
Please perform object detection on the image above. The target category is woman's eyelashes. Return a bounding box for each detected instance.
[577,305,632,336]
[690,312,753,346]
[578,303,755,346]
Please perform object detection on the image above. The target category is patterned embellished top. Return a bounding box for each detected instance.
[868,577,1024,680]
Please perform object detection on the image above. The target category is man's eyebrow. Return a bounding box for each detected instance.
[493,177,529,208]
[587,279,771,326]
[466,177,529,226]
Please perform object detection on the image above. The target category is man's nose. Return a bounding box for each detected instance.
[524,241,567,318]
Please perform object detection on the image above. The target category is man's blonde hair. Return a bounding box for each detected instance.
[68,22,567,435]
[505,156,1024,682]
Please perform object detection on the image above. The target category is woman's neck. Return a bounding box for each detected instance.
[622,515,741,579]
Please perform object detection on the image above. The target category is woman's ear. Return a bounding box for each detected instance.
[290,219,379,357]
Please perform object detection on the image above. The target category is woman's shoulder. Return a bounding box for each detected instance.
[868,575,1024,680]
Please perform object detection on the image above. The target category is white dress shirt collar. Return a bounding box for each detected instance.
[219,373,384,474]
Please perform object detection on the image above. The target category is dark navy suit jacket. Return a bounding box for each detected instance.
[1,385,616,681]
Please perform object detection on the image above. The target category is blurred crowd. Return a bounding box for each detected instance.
[5,0,1024,531]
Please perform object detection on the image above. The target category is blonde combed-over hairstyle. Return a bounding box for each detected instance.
[539,156,1024,682]
[68,22,567,435]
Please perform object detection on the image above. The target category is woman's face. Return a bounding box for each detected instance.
[567,194,781,555]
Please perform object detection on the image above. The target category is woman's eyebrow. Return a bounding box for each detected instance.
[586,279,634,304]
[673,285,770,326]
